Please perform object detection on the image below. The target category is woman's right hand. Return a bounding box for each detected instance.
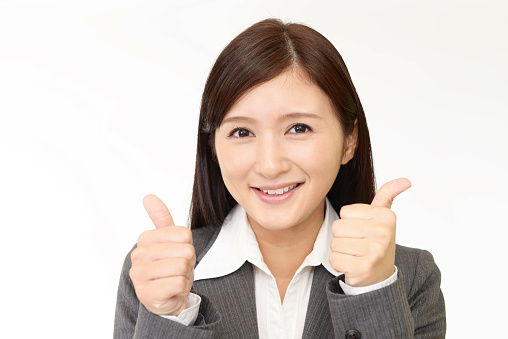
[129,194,196,316]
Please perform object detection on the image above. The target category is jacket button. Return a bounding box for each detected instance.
[345,329,361,339]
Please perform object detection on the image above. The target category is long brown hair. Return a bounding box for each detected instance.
[190,19,375,229]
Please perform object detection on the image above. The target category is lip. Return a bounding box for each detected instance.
[252,182,303,204]
[253,182,302,191]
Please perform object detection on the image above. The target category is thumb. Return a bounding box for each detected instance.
[371,178,412,209]
[143,194,175,229]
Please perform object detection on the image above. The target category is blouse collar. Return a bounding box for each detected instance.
[194,198,341,281]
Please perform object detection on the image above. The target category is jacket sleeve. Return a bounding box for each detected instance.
[326,249,446,339]
[113,247,221,339]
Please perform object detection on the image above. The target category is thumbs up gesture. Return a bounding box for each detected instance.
[129,194,196,316]
[329,178,411,287]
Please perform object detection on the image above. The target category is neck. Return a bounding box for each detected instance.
[248,200,325,301]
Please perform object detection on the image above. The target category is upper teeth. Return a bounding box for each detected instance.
[261,184,298,195]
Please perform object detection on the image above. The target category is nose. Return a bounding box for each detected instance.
[254,136,291,178]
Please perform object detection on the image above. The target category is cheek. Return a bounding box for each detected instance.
[216,142,252,186]
[290,138,343,175]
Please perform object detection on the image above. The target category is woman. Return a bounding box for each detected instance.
[114,19,446,338]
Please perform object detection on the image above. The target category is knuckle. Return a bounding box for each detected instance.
[339,205,352,218]
[331,220,339,235]
[180,228,193,244]
[329,252,342,269]
[330,238,337,250]
[130,249,138,263]
[181,244,196,261]
[134,282,149,297]
[385,209,397,223]
[169,227,192,243]
[174,257,190,273]
[174,276,188,293]
[137,230,152,245]
[373,227,392,243]
[130,247,144,263]
[331,220,344,236]
[129,266,143,281]
[330,238,343,251]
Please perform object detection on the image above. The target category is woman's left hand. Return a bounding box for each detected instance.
[329,178,412,287]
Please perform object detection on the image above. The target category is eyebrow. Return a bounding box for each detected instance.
[221,112,322,124]
[280,112,322,120]
[221,115,256,124]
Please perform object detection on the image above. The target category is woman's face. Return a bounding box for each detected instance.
[214,69,357,233]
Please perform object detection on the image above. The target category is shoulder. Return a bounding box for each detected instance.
[395,244,439,274]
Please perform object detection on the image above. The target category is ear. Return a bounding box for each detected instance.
[341,119,358,165]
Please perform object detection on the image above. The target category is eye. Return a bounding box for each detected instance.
[287,123,312,134]
[229,127,254,138]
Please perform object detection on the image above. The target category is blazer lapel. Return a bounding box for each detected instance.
[302,265,335,338]
[193,262,259,339]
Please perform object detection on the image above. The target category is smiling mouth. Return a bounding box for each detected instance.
[254,183,302,195]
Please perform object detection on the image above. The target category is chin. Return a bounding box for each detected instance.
[258,222,294,231]
[248,212,302,232]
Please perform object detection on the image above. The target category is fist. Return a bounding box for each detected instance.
[329,178,411,287]
[129,194,196,316]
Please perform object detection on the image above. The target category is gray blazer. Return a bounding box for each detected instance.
[114,227,446,338]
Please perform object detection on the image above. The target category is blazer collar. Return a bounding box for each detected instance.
[302,265,335,337]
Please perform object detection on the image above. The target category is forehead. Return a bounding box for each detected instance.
[222,69,336,121]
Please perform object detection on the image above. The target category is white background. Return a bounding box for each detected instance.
[1,0,507,337]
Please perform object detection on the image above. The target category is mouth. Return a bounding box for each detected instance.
[253,183,303,196]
